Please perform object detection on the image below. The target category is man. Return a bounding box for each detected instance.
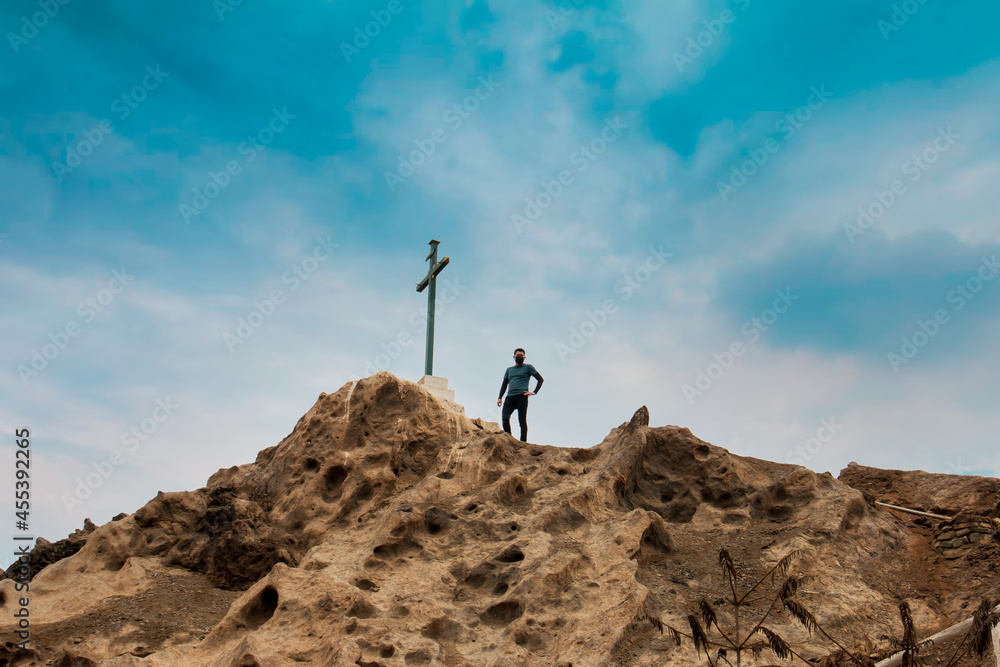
[497,347,543,442]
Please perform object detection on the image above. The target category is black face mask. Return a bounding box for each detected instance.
[514,355,524,364]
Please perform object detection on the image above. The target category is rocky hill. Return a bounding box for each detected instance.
[2,372,998,666]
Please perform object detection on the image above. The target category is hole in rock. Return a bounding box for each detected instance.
[495,545,524,563]
[243,585,279,631]
[321,466,349,502]
[347,599,377,618]
[404,649,432,664]
[354,579,378,591]
[481,600,523,627]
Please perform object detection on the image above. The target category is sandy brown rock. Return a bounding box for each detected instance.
[2,373,998,666]
[839,461,1000,517]
[1,518,99,583]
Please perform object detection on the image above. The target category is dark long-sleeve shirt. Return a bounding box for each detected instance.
[499,363,543,399]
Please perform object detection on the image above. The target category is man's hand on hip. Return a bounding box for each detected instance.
[524,391,535,396]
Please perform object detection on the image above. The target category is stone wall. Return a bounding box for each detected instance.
[933,515,997,559]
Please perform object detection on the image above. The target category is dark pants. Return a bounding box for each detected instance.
[502,394,529,442]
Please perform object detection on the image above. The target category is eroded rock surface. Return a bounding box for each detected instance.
[839,461,1000,517]
[2,373,997,666]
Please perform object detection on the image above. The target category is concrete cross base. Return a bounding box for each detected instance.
[417,375,465,415]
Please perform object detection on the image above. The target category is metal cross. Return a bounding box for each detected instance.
[415,239,449,377]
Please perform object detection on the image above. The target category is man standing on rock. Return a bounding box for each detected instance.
[497,348,543,442]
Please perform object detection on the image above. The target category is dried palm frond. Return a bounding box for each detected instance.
[817,651,845,667]
[898,601,919,667]
[670,545,877,667]
[688,614,711,656]
[779,576,798,601]
[744,640,767,659]
[784,598,819,635]
[756,626,791,659]
[773,550,797,580]
[641,613,664,634]
[719,548,737,587]
[701,599,718,630]
[970,598,999,657]
[900,602,915,648]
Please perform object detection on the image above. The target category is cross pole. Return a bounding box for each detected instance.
[415,239,449,377]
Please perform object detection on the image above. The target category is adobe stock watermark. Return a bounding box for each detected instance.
[944,459,996,476]
[672,0,752,73]
[384,75,501,192]
[717,85,831,202]
[223,236,339,352]
[555,246,671,362]
[946,459,971,475]
[545,0,586,30]
[511,116,629,233]
[843,127,959,244]
[350,275,467,377]
[682,288,799,404]
[179,107,296,223]
[887,255,998,372]
[17,269,134,386]
[786,417,844,466]
[482,402,504,427]
[341,0,411,64]
[214,0,243,21]
[877,0,934,41]
[51,65,169,182]
[7,0,72,54]
[61,397,179,513]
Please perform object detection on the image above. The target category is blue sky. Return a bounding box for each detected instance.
[2,0,999,545]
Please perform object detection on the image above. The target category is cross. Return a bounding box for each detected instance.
[415,239,450,377]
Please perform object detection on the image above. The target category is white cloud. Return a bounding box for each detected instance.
[6,0,1000,558]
